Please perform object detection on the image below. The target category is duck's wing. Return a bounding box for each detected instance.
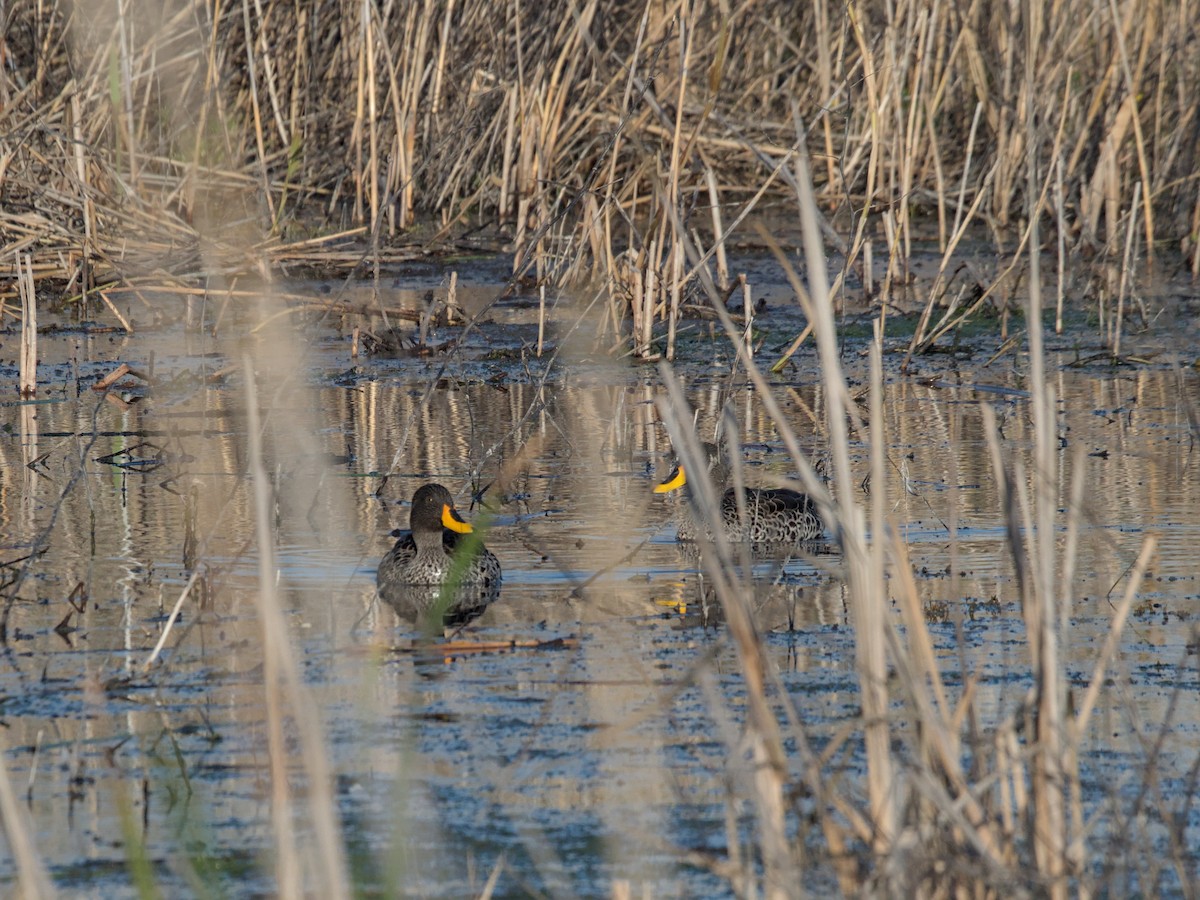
[749,487,818,516]
[717,487,824,542]
[719,486,813,517]
[378,532,418,577]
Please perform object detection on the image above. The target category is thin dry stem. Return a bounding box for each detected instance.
[244,358,350,899]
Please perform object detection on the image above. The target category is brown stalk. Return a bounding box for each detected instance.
[244,357,350,899]
[1026,61,1068,887]
[1113,179,1143,355]
[240,0,277,225]
[0,732,54,899]
[655,375,796,898]
[18,255,36,397]
[795,142,897,851]
[1104,0,1157,267]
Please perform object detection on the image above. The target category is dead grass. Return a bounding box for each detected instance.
[1,1,1196,348]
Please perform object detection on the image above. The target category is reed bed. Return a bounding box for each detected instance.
[1,0,1196,348]
[650,148,1167,896]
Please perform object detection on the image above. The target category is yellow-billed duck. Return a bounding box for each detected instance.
[377,483,501,624]
[655,442,823,543]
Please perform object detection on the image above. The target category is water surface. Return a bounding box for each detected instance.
[2,264,1198,895]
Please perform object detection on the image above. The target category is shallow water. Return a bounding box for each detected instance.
[2,263,1199,895]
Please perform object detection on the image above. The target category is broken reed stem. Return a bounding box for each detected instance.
[704,165,728,292]
[630,266,645,357]
[97,290,134,333]
[19,255,36,397]
[537,284,545,357]
[142,568,204,671]
[740,273,752,358]
[243,356,350,900]
[1114,179,1142,357]
[666,241,682,361]
[446,270,458,325]
[643,239,656,357]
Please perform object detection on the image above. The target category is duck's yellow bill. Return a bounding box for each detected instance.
[654,465,687,493]
[441,504,474,533]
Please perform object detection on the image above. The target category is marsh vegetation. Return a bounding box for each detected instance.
[2,1,1199,897]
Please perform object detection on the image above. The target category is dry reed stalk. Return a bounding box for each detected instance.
[1105,0,1156,268]
[364,0,381,234]
[1055,154,1066,333]
[703,164,727,291]
[18,255,36,397]
[666,241,682,361]
[243,358,350,900]
[239,0,276,225]
[1193,194,1200,278]
[1113,180,1142,356]
[811,0,837,190]
[1025,59,1068,889]
[739,274,752,357]
[655,380,796,898]
[657,0,694,341]
[142,568,204,671]
[1072,538,1154,740]
[0,731,55,899]
[643,239,656,356]
[537,284,545,356]
[629,265,645,357]
[446,270,458,324]
[70,90,93,310]
[791,144,897,851]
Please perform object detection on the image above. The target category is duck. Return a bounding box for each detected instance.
[654,442,824,543]
[376,483,502,626]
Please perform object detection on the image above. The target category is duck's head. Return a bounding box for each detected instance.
[410,483,474,534]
